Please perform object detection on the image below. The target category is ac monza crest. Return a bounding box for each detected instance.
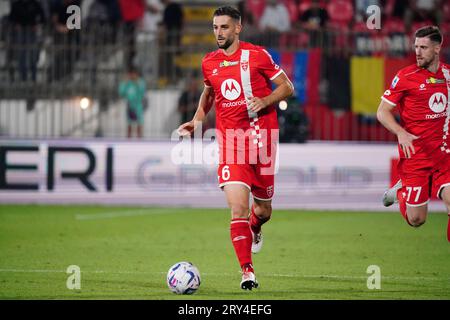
[241,61,248,71]
[266,185,273,198]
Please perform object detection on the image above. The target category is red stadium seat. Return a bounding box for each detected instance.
[383,17,406,35]
[443,2,450,22]
[298,0,313,18]
[440,22,450,46]
[383,0,396,17]
[327,0,354,26]
[411,20,435,32]
[245,0,266,24]
[353,20,371,33]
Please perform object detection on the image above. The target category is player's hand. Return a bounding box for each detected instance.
[247,97,267,113]
[397,130,419,159]
[177,121,196,137]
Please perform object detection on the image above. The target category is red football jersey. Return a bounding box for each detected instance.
[202,41,285,162]
[382,62,450,159]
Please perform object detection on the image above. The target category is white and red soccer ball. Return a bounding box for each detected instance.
[167,261,201,295]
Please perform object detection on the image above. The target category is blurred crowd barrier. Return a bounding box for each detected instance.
[0,22,449,141]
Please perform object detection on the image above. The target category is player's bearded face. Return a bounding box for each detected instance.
[213,16,241,50]
[415,37,439,69]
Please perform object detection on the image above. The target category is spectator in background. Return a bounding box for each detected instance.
[119,66,147,138]
[178,77,201,126]
[259,0,290,46]
[404,0,442,30]
[140,0,163,38]
[8,0,46,82]
[237,0,258,42]
[118,0,146,68]
[160,0,183,84]
[298,0,329,47]
[135,0,163,83]
[48,0,82,82]
[84,0,121,84]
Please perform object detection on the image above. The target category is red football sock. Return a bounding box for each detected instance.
[397,188,412,226]
[230,219,253,270]
[249,206,271,234]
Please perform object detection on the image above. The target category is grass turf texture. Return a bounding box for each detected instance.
[0,205,449,300]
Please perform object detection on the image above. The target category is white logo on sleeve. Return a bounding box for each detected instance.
[429,93,447,113]
[221,79,241,101]
[391,76,399,88]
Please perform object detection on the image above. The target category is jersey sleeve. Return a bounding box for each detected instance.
[381,72,407,106]
[258,49,283,81]
[201,59,212,87]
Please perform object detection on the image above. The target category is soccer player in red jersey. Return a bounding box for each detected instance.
[377,26,450,242]
[177,6,294,289]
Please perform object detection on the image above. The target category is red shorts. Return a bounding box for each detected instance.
[217,162,275,200]
[397,153,450,206]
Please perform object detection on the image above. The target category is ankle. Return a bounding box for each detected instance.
[242,263,254,273]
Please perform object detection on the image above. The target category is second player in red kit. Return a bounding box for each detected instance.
[377,26,450,241]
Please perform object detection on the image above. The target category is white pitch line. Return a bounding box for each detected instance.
[0,269,447,282]
[74,209,181,220]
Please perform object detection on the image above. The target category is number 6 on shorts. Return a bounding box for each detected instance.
[222,165,230,181]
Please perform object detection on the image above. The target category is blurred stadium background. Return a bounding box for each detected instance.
[1,0,449,210]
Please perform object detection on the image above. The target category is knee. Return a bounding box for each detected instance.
[230,204,249,219]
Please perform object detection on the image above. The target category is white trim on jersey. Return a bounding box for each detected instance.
[253,195,273,201]
[381,96,396,106]
[406,200,429,207]
[219,181,252,191]
[270,69,284,81]
[230,219,250,225]
[442,66,450,153]
[240,50,257,119]
[437,183,450,199]
[240,49,262,149]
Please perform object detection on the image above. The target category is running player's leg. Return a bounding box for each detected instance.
[397,181,429,227]
[218,163,258,289]
[251,198,272,234]
[405,203,428,227]
[223,184,258,290]
[249,162,274,253]
[433,158,450,241]
[395,159,430,226]
[249,198,271,254]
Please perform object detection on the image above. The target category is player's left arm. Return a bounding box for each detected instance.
[248,72,294,112]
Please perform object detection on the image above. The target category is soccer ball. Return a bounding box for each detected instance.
[167,261,201,295]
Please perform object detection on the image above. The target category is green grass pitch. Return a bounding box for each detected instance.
[0,205,449,300]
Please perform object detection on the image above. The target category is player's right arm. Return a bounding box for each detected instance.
[177,85,215,136]
[376,100,418,159]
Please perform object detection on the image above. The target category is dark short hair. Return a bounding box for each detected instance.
[415,26,442,44]
[213,6,241,22]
